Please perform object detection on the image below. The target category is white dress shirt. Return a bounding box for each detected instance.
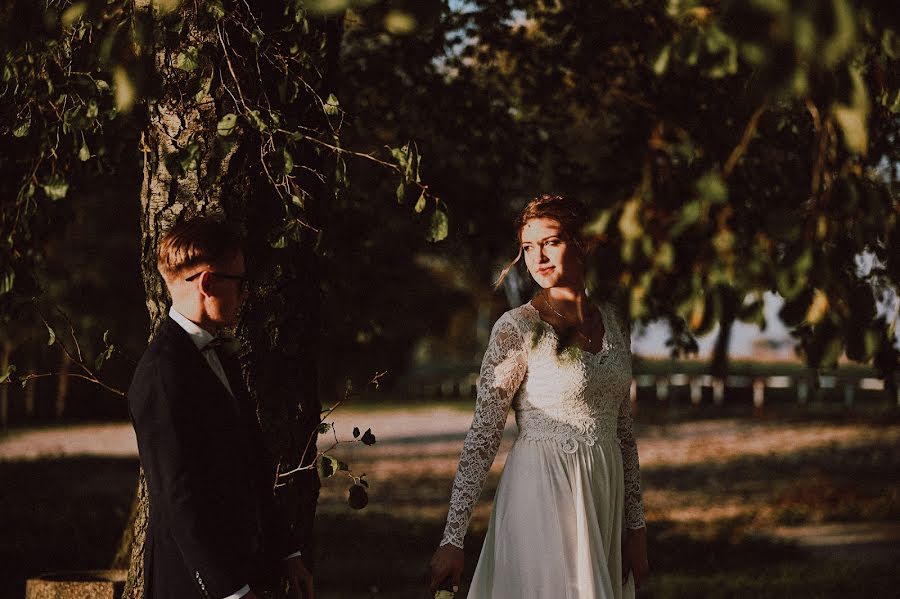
[168,307,301,599]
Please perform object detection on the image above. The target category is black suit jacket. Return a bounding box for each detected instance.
[128,317,304,598]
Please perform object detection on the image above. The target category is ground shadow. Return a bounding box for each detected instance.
[0,456,139,599]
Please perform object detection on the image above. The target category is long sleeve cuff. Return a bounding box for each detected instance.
[223,584,250,599]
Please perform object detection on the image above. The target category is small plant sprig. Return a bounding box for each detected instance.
[275,371,386,510]
[0,301,128,398]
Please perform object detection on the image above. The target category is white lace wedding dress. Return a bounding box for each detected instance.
[440,301,645,598]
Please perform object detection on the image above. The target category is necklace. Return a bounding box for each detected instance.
[543,290,592,344]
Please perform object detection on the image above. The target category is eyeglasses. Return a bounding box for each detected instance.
[185,270,249,292]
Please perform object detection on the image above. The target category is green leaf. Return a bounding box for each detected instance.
[291,195,305,209]
[306,0,353,15]
[390,144,410,172]
[195,73,213,103]
[317,422,332,434]
[396,181,406,204]
[384,10,417,35]
[248,110,267,132]
[618,198,644,241]
[0,270,14,295]
[46,323,56,346]
[178,142,201,172]
[671,201,702,237]
[282,148,294,175]
[250,27,265,44]
[323,93,340,116]
[217,113,238,136]
[42,176,69,201]
[696,171,728,204]
[113,67,137,112]
[317,454,339,479]
[153,0,181,15]
[206,0,225,19]
[86,100,99,119]
[13,117,30,138]
[62,2,87,28]
[360,428,376,446]
[352,426,360,439]
[832,64,870,154]
[175,46,200,72]
[653,45,671,76]
[414,191,427,213]
[78,141,91,161]
[0,364,15,384]
[654,241,674,272]
[425,208,449,242]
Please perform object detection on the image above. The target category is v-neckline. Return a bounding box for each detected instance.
[524,300,610,358]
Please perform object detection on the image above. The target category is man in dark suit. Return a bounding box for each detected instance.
[128,217,313,599]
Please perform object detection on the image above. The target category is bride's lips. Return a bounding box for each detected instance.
[537,266,555,275]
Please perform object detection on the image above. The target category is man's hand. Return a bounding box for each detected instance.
[622,526,649,589]
[429,544,464,594]
[285,555,314,599]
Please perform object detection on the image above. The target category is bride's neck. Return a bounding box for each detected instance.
[544,286,590,319]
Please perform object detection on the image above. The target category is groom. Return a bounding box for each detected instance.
[128,217,313,599]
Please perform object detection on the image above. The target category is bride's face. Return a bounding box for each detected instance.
[520,217,583,289]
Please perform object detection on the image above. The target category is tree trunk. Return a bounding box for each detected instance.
[0,341,11,431]
[118,4,335,596]
[54,350,72,421]
[23,345,36,419]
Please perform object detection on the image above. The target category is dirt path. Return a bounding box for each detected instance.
[3,409,898,564]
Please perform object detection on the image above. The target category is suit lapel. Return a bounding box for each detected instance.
[158,318,240,405]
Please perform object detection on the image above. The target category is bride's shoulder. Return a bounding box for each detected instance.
[504,302,539,323]
[491,303,538,333]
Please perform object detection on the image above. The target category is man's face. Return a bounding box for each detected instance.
[204,251,247,328]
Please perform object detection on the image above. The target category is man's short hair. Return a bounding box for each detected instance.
[157,217,243,280]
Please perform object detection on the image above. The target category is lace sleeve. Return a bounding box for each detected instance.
[617,390,646,529]
[440,314,527,548]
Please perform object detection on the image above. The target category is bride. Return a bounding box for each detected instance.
[429,194,648,598]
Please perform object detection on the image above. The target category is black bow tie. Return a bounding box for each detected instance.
[201,337,226,352]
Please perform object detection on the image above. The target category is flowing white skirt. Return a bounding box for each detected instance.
[466,437,635,599]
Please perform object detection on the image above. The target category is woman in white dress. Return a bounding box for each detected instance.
[429,195,648,598]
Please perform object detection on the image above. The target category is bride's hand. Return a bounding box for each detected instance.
[622,526,649,589]
[429,544,464,594]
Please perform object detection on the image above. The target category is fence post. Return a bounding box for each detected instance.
[753,378,765,413]
[690,377,703,405]
[712,378,725,406]
[844,381,855,407]
[656,377,669,403]
[797,378,809,404]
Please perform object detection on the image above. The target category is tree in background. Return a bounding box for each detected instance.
[1,0,449,595]
[339,0,898,381]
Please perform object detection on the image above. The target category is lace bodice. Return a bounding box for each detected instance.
[440,301,645,548]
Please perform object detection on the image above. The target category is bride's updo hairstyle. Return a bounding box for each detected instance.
[495,194,589,288]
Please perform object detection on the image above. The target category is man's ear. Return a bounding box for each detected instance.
[198,271,214,298]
